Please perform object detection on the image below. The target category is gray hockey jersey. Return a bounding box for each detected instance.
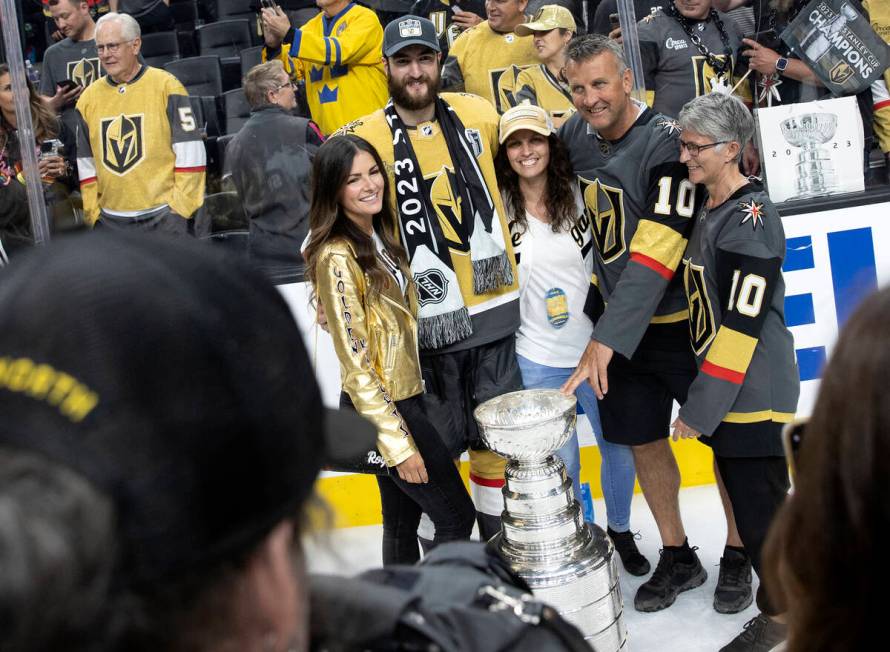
[559,106,700,359]
[638,8,749,119]
[678,182,799,451]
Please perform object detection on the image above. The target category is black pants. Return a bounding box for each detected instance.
[377,395,475,565]
[714,454,789,616]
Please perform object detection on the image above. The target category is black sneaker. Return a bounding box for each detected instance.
[713,548,753,614]
[633,546,707,612]
[718,613,787,652]
[607,527,651,576]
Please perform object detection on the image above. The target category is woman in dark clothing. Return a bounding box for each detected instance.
[0,63,76,262]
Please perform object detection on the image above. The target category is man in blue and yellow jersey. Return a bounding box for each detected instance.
[261,0,388,135]
[441,0,538,112]
[340,16,522,545]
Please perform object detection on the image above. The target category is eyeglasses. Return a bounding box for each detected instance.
[272,80,297,93]
[679,140,728,157]
[96,39,135,54]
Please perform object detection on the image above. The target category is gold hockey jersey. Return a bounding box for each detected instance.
[864,0,890,153]
[340,92,520,353]
[265,2,388,135]
[441,20,538,113]
[74,66,205,224]
[513,63,576,125]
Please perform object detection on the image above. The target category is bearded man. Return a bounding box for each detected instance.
[340,15,522,551]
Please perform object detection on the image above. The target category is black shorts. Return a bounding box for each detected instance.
[598,322,697,446]
[419,335,524,457]
[699,419,786,458]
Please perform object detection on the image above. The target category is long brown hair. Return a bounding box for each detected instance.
[304,134,408,300]
[495,132,578,235]
[0,64,60,150]
[764,288,890,652]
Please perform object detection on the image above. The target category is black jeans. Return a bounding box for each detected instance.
[714,454,790,616]
[376,395,475,565]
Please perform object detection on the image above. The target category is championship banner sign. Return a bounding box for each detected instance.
[781,0,890,96]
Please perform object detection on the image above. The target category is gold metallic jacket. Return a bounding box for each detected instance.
[315,238,424,467]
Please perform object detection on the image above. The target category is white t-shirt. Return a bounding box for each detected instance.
[514,212,593,368]
[372,231,407,295]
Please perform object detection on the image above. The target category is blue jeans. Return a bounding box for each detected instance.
[517,354,636,531]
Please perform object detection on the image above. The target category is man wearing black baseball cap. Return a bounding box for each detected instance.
[0,231,376,652]
[339,16,522,549]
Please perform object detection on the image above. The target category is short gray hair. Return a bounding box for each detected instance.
[565,34,628,75]
[243,60,286,109]
[678,93,754,161]
[96,11,141,41]
[0,448,115,652]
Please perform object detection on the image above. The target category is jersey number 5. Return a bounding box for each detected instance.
[178,106,196,132]
[654,177,695,218]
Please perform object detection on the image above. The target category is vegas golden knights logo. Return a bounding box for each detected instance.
[100,114,144,175]
[683,258,715,354]
[692,55,731,97]
[578,176,626,263]
[66,57,100,88]
[425,166,469,252]
[829,61,854,85]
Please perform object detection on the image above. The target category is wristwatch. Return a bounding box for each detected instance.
[775,57,789,74]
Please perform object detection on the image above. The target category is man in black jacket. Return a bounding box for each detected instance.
[224,60,324,280]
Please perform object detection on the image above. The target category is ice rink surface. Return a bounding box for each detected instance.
[304,484,762,652]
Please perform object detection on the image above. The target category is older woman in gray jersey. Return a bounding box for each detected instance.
[674,92,798,652]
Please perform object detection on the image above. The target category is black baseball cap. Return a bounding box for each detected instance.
[0,231,376,589]
[383,15,441,57]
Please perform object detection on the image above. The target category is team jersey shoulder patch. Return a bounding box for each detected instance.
[738,198,766,230]
[656,118,682,136]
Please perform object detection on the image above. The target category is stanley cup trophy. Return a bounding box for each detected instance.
[780,112,839,199]
[474,389,626,651]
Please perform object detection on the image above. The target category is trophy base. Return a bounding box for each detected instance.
[492,524,627,651]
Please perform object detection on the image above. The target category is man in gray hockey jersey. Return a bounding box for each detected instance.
[637,0,750,119]
[560,34,748,615]
[40,0,101,134]
[673,92,798,652]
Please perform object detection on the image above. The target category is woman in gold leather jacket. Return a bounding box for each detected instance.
[304,135,475,565]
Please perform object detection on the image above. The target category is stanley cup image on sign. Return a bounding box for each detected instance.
[756,96,864,203]
[781,0,890,96]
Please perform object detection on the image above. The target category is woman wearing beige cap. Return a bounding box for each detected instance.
[495,103,649,577]
[513,5,577,128]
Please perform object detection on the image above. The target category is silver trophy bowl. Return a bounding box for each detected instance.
[780,113,838,199]
[475,389,627,651]
[474,389,576,461]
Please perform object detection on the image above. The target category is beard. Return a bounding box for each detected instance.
[388,71,441,111]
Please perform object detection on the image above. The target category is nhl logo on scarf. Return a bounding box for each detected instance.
[414,269,450,306]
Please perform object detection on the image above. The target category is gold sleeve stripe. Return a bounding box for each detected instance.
[468,448,507,482]
[723,410,796,424]
[704,326,758,376]
[630,219,687,274]
[650,309,687,324]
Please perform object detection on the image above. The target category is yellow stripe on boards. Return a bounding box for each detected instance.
[723,410,796,424]
[313,439,718,528]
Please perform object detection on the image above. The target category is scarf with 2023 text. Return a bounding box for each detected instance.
[384,97,513,350]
